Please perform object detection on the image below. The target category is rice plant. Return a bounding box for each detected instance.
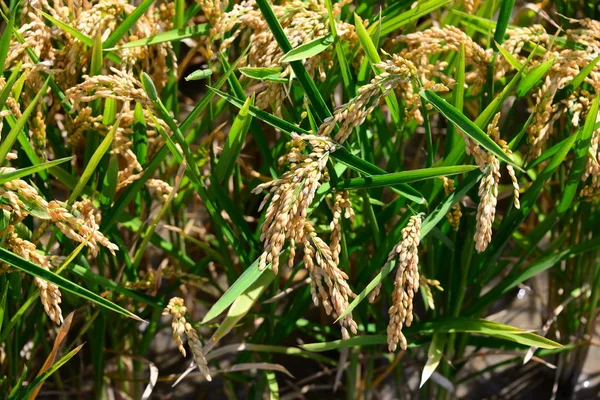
[1,0,599,398]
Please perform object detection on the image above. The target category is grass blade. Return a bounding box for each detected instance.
[493,0,515,48]
[303,318,560,352]
[557,96,600,213]
[19,344,84,398]
[420,89,520,169]
[0,78,49,162]
[214,96,253,184]
[516,58,555,97]
[420,334,447,388]
[0,6,15,70]
[556,53,600,101]
[40,11,93,46]
[68,116,120,205]
[40,11,121,64]
[109,24,210,50]
[354,13,401,126]
[239,67,286,83]
[280,34,334,63]
[255,0,332,123]
[185,68,213,81]
[496,42,523,70]
[201,258,267,323]
[0,63,23,111]
[474,54,530,129]
[206,270,275,352]
[335,165,477,190]
[103,0,155,49]
[0,247,143,321]
[337,170,482,321]
[379,0,452,37]
[0,157,73,185]
[210,87,426,203]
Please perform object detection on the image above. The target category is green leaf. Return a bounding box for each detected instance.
[446,44,465,156]
[474,54,530,129]
[68,116,119,204]
[469,234,600,315]
[557,96,600,214]
[0,294,37,345]
[103,0,155,49]
[141,75,249,264]
[493,0,515,48]
[0,247,144,321]
[215,96,253,184]
[100,156,119,209]
[0,157,73,185]
[379,0,453,36]
[210,87,310,135]
[524,121,600,170]
[0,7,15,71]
[207,270,275,350]
[496,42,523,70]
[354,13,401,126]
[205,343,335,365]
[516,58,555,97]
[210,87,426,203]
[185,68,213,81]
[40,11,93,46]
[239,67,287,83]
[40,11,121,64]
[90,33,103,76]
[302,318,562,352]
[0,63,22,112]
[556,53,600,101]
[420,334,447,388]
[420,90,521,169]
[337,170,482,321]
[109,23,210,50]
[301,335,389,352]
[280,34,334,63]
[0,78,49,162]
[180,50,247,134]
[325,0,354,94]
[18,344,84,398]
[255,0,332,123]
[335,165,477,190]
[202,258,268,323]
[67,263,164,308]
[0,282,7,334]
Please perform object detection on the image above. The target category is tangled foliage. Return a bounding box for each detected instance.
[1,0,600,398]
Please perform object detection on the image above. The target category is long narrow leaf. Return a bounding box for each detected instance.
[68,117,119,204]
[0,157,73,185]
[337,170,482,321]
[420,90,520,169]
[103,0,155,49]
[214,96,253,183]
[0,78,49,161]
[109,24,210,50]
[201,258,268,323]
[255,0,332,123]
[0,247,143,321]
[557,96,600,213]
[516,58,555,97]
[335,165,477,190]
[279,34,334,63]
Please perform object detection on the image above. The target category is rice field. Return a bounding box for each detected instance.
[1,0,600,398]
